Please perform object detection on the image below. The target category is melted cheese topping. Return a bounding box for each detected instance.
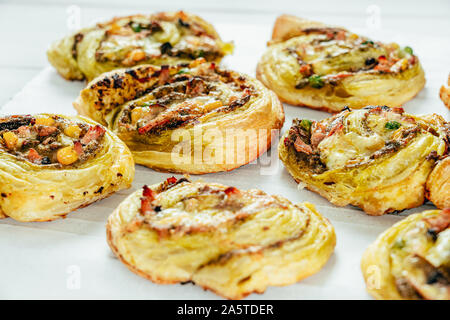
[317,109,433,170]
[389,213,450,300]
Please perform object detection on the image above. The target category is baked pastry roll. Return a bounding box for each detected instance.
[426,157,450,210]
[107,176,336,299]
[47,11,233,81]
[0,114,134,222]
[361,209,450,300]
[256,15,425,112]
[279,106,449,215]
[74,59,284,174]
[440,74,450,109]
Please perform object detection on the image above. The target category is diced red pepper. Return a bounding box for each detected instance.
[38,126,57,137]
[80,125,106,145]
[27,148,42,164]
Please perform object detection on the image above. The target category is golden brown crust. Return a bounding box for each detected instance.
[106,178,336,299]
[74,60,285,174]
[439,74,450,110]
[426,157,450,209]
[257,15,426,112]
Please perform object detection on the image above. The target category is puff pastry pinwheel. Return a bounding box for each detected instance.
[256,15,425,112]
[279,106,450,216]
[74,59,284,174]
[0,114,134,222]
[361,209,450,300]
[440,74,450,110]
[107,176,336,299]
[47,11,233,81]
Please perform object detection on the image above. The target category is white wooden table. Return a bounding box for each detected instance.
[0,0,449,300]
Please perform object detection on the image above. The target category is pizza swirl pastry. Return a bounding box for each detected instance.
[74,59,284,174]
[0,114,134,222]
[361,209,450,300]
[47,11,233,81]
[279,106,449,215]
[257,15,425,112]
[107,177,336,299]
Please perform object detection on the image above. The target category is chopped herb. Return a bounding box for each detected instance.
[308,75,324,88]
[385,121,401,130]
[393,238,405,249]
[131,23,142,33]
[362,40,374,45]
[299,119,312,131]
[197,50,205,58]
[177,68,190,75]
[404,46,413,55]
[140,102,153,108]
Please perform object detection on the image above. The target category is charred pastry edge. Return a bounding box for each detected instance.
[279,106,450,215]
[76,60,254,122]
[106,177,336,299]
[0,114,135,222]
[256,14,426,112]
[361,209,450,300]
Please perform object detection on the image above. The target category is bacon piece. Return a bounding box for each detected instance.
[17,126,31,138]
[326,30,335,40]
[158,65,170,85]
[38,126,57,137]
[294,137,313,154]
[325,72,353,81]
[137,102,200,134]
[374,55,392,72]
[80,125,106,145]
[73,141,84,157]
[327,121,343,137]
[140,185,156,215]
[27,148,42,164]
[310,122,327,147]
[186,78,206,95]
[392,107,405,114]
[142,185,156,200]
[424,209,450,234]
[336,30,346,40]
